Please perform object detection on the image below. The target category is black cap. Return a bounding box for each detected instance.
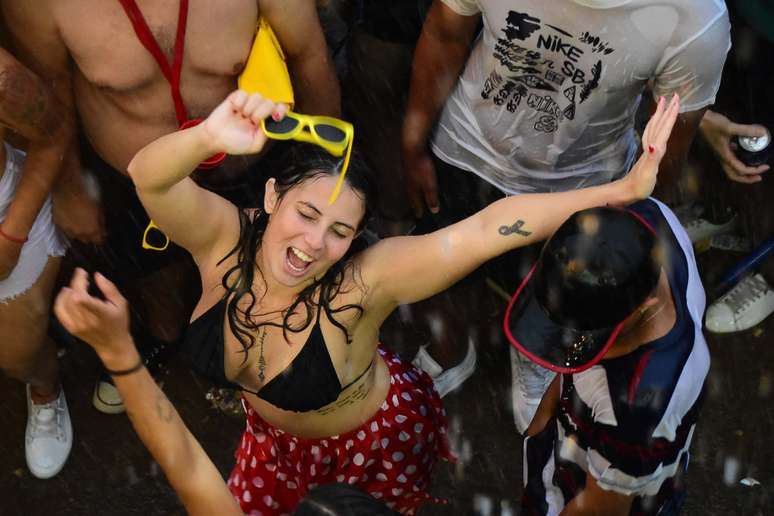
[504,206,661,373]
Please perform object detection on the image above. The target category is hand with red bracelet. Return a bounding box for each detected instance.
[0,224,25,281]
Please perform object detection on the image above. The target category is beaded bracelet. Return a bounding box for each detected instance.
[105,358,145,377]
[0,226,28,245]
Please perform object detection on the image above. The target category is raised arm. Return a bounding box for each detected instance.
[53,269,242,516]
[261,0,340,116]
[402,0,480,216]
[360,95,679,314]
[127,91,286,265]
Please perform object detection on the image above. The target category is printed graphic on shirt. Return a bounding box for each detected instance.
[481,11,616,133]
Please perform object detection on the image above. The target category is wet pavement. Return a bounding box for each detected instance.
[1,249,772,516]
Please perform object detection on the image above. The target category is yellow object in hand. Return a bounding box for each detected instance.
[238,18,295,108]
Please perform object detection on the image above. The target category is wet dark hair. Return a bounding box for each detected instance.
[219,143,375,359]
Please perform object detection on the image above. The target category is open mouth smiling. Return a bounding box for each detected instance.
[286,246,315,274]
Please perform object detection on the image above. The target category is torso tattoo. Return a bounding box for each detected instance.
[314,377,372,416]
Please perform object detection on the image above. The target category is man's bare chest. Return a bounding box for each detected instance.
[58,0,258,93]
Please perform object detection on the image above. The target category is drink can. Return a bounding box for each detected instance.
[735,127,772,166]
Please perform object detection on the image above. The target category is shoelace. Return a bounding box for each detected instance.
[30,399,65,442]
[724,275,770,315]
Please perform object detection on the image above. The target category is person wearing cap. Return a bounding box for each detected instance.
[505,200,708,515]
[401,0,729,434]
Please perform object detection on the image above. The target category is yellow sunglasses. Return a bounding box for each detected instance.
[261,112,354,205]
[142,219,170,251]
[142,113,354,252]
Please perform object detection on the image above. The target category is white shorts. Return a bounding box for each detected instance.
[0,143,67,302]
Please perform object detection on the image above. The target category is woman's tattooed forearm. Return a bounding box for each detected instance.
[498,219,532,236]
[155,391,175,423]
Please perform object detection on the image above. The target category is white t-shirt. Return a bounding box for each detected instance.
[432,0,730,194]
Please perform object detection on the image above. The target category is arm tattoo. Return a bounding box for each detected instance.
[0,63,62,138]
[498,219,532,237]
[155,391,175,423]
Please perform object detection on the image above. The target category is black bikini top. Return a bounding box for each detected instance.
[182,297,373,413]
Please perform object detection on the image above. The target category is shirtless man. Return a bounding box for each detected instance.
[1,0,340,413]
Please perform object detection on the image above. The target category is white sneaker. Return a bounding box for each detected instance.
[706,274,774,333]
[412,340,477,398]
[25,385,73,479]
[682,216,737,250]
[92,373,125,414]
[510,347,556,434]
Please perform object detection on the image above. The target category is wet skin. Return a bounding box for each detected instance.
[193,177,389,438]
[62,0,259,180]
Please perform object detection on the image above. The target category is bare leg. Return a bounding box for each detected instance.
[0,256,62,402]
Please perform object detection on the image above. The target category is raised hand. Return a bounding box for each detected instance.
[627,94,680,200]
[53,268,132,363]
[202,90,288,156]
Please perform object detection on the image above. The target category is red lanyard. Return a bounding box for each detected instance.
[118,0,189,125]
[117,0,225,168]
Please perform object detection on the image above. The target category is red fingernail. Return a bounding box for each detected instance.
[648,145,655,154]
[272,112,281,121]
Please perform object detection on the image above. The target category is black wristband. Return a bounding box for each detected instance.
[105,358,145,377]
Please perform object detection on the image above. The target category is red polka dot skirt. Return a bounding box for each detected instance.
[227,347,453,515]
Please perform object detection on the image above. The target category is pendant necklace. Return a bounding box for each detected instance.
[257,327,267,383]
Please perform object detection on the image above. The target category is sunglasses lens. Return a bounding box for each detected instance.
[145,227,168,249]
[264,116,299,134]
[315,124,346,142]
